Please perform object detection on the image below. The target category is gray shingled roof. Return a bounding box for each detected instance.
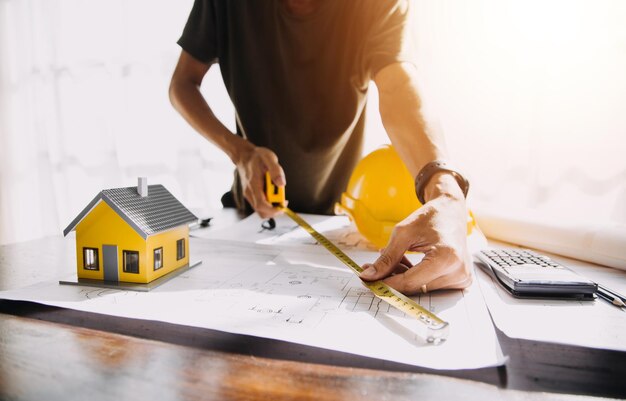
[63,185,197,239]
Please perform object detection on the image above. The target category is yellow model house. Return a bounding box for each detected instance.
[63,178,198,284]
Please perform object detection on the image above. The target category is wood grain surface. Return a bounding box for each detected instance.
[0,313,603,401]
[0,209,624,400]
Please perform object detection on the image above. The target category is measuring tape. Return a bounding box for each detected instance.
[265,173,449,344]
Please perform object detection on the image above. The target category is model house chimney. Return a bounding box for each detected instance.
[138,177,148,197]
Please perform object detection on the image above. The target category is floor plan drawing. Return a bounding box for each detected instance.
[0,221,504,370]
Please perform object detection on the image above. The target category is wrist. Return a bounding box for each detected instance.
[227,135,256,166]
[423,172,466,203]
[414,160,469,204]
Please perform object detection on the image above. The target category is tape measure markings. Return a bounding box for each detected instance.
[280,207,449,344]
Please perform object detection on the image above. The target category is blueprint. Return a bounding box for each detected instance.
[0,215,505,370]
[476,242,626,352]
[192,212,379,251]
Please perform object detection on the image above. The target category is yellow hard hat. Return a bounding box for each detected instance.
[334,145,420,249]
[335,145,476,249]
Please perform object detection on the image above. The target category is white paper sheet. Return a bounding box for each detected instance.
[0,237,505,370]
[474,207,626,270]
[192,213,379,251]
[476,249,626,351]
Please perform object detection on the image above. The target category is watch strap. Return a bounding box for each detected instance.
[414,160,469,204]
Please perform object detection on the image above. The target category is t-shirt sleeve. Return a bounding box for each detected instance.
[177,0,218,64]
[364,0,414,79]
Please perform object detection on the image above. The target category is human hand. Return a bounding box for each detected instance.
[236,145,286,218]
[359,195,472,295]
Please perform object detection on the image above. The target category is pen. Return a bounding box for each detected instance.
[596,283,626,304]
[596,285,626,309]
[598,284,626,303]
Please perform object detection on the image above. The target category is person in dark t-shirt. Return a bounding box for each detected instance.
[170,0,472,295]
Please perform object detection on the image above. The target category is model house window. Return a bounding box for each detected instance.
[154,247,163,270]
[83,248,99,270]
[123,250,139,274]
[176,239,185,260]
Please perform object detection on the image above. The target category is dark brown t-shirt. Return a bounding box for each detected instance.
[178,0,412,214]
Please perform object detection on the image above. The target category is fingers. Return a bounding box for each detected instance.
[381,255,444,295]
[244,183,277,219]
[423,271,473,292]
[239,147,286,218]
[259,150,286,186]
[383,250,472,295]
[244,168,278,218]
[361,239,472,295]
[396,255,412,272]
[360,232,410,281]
[359,194,472,295]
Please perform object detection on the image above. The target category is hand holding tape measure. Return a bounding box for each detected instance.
[264,172,450,344]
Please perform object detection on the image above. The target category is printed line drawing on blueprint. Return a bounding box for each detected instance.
[168,242,446,341]
[0,237,505,369]
[80,287,137,301]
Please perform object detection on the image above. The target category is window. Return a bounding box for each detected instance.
[153,247,163,270]
[123,250,139,274]
[83,248,99,270]
[176,239,185,260]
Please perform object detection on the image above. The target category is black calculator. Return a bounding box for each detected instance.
[474,248,597,300]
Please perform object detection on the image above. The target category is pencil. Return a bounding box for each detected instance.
[596,287,626,309]
[597,284,626,303]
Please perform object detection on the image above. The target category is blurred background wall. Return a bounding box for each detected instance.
[1,0,625,248]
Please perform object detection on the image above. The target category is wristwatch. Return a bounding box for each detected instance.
[414,160,470,204]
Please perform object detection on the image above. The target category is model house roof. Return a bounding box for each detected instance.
[63,184,198,239]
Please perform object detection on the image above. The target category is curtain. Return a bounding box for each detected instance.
[0,0,235,244]
[1,1,625,265]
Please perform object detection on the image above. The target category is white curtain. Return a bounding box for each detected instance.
[0,0,235,244]
[1,1,625,265]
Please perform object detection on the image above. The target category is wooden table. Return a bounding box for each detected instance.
[1,210,624,400]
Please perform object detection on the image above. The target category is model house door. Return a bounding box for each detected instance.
[103,245,118,282]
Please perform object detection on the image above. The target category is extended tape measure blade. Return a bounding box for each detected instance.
[362,280,449,344]
[281,207,449,344]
